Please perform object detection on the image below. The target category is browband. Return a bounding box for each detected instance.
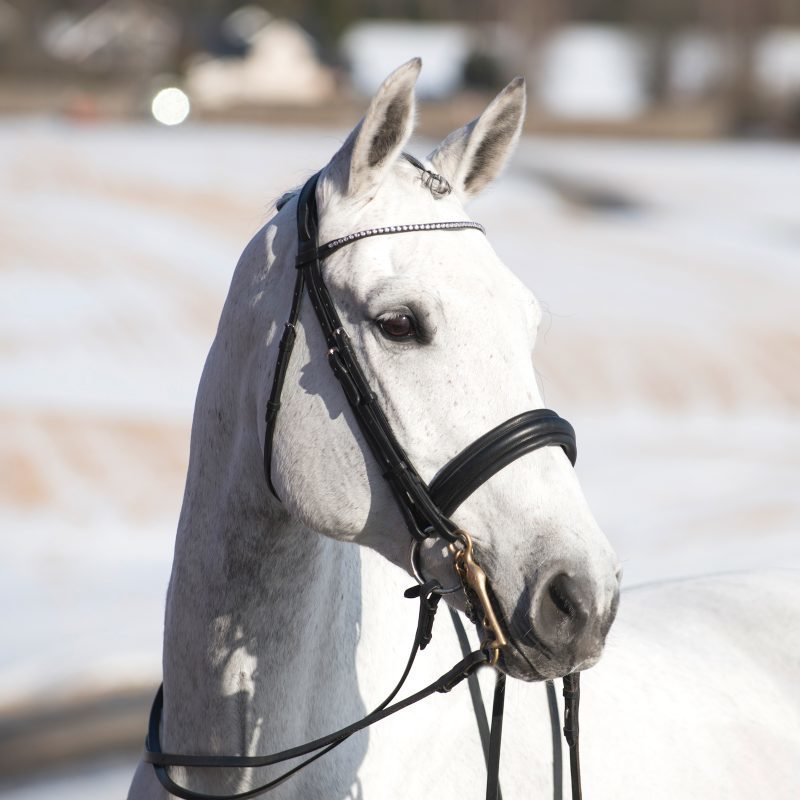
[312,220,486,265]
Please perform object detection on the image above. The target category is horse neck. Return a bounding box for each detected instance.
[160,224,366,787]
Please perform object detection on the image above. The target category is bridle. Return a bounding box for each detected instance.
[144,156,584,800]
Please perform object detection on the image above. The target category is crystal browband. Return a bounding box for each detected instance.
[316,220,486,262]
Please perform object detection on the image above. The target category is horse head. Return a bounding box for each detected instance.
[266,59,620,681]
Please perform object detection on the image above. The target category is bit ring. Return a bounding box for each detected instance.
[481,639,502,666]
[409,538,462,595]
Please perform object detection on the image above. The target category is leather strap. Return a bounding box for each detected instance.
[263,267,305,496]
[486,673,507,800]
[145,583,490,800]
[295,172,461,542]
[563,673,582,800]
[546,680,564,800]
[429,410,577,516]
[449,608,504,800]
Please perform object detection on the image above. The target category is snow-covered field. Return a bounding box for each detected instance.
[1,118,798,795]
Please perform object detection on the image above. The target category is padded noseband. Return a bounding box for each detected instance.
[430,410,577,517]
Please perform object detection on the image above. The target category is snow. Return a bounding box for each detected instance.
[1,118,798,796]
[0,757,136,800]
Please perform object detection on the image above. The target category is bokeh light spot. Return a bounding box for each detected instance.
[151,87,190,126]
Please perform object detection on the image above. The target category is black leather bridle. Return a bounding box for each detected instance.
[144,158,583,800]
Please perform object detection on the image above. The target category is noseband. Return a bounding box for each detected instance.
[144,159,583,800]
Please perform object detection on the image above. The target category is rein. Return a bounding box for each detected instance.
[146,581,489,800]
[145,159,584,800]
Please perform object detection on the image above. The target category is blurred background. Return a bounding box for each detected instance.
[3,0,800,134]
[1,1,799,798]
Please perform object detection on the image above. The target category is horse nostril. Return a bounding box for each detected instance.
[547,573,588,623]
[524,571,593,657]
[514,565,613,670]
[548,577,574,618]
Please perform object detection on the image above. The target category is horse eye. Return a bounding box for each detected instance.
[377,314,417,340]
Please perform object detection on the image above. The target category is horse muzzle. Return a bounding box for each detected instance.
[422,409,617,677]
[485,556,621,681]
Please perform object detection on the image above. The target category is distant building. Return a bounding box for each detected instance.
[341,21,471,100]
[667,30,726,101]
[341,20,650,120]
[755,28,800,100]
[186,11,335,109]
[537,25,648,120]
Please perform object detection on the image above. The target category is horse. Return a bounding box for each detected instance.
[128,60,800,799]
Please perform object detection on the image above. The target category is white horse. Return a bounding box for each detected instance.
[129,60,800,799]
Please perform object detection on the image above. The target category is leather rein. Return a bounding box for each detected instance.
[144,158,583,800]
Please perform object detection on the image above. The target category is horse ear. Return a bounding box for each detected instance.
[427,77,526,201]
[327,59,420,199]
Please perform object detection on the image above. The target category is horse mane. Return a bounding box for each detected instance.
[275,189,298,212]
